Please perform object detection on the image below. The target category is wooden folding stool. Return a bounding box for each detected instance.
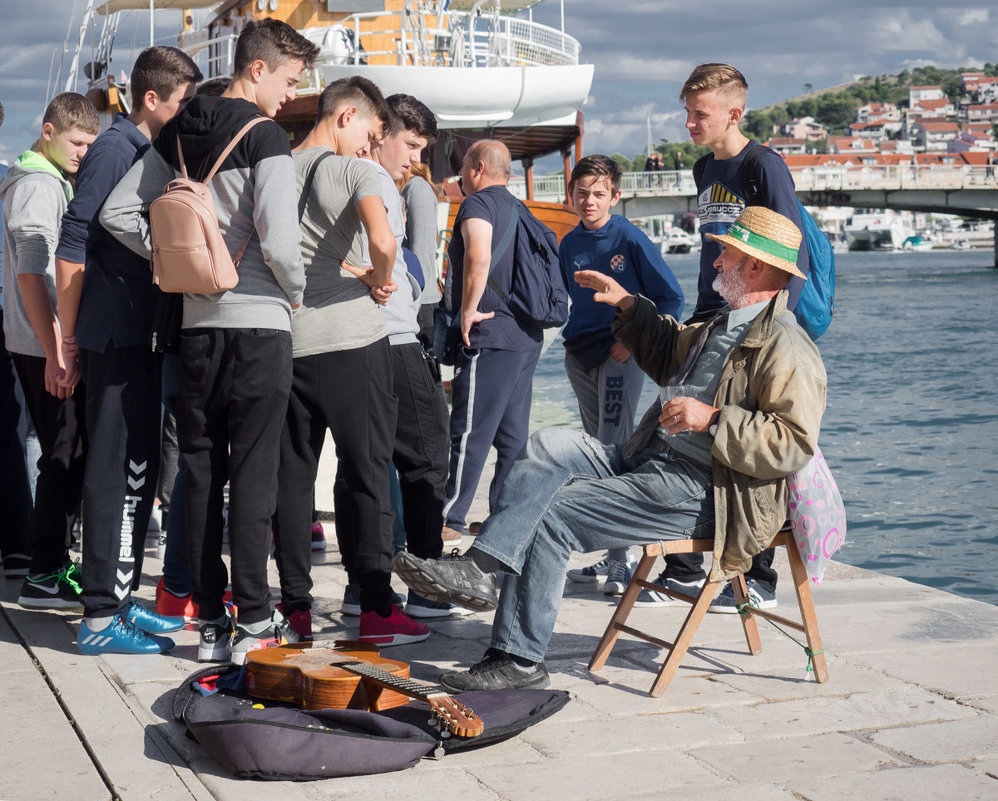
[588,524,828,697]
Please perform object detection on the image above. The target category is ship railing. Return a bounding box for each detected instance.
[177,7,580,79]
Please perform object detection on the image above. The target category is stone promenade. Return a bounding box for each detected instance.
[3,461,998,800]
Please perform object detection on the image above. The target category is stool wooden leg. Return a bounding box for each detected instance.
[589,553,656,671]
[732,575,763,655]
[648,580,720,697]
[785,544,829,683]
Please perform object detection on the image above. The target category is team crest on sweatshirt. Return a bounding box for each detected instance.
[609,254,625,273]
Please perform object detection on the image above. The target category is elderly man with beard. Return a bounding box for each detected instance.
[392,206,827,691]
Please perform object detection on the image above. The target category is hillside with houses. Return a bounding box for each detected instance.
[764,71,996,169]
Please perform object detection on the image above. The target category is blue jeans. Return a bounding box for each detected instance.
[472,428,714,663]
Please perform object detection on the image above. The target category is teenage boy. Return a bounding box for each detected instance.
[54,47,202,655]
[559,155,684,596]
[675,62,811,611]
[360,93,465,623]
[101,19,319,664]
[1,93,98,611]
[272,76,410,643]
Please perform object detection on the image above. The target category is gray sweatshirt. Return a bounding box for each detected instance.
[100,95,304,331]
[401,175,441,305]
[363,160,420,346]
[0,150,73,357]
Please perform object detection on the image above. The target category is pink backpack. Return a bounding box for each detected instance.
[149,116,269,294]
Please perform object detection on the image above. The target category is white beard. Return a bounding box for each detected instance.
[712,265,748,306]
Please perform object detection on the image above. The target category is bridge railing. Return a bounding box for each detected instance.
[511,165,998,203]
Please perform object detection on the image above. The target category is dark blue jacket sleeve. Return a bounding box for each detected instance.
[755,152,810,308]
[629,229,684,320]
[56,145,132,263]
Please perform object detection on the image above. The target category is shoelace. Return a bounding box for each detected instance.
[60,561,83,594]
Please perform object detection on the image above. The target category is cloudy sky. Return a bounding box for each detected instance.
[1,1,996,165]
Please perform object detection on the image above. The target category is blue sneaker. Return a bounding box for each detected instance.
[122,600,184,634]
[78,616,175,655]
[708,579,778,614]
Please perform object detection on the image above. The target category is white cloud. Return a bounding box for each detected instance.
[955,9,989,26]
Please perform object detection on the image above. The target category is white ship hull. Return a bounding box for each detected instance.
[319,63,593,129]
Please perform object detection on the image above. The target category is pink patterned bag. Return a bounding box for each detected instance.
[787,447,846,586]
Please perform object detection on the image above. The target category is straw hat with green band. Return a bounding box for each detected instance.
[705,206,806,280]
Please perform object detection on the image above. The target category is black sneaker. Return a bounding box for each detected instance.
[18,562,84,610]
[392,550,498,612]
[440,649,550,692]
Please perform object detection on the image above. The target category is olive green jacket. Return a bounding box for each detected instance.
[612,290,827,580]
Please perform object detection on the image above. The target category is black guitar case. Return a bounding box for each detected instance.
[172,664,570,781]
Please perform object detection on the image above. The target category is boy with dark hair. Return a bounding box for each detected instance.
[55,46,201,654]
[0,92,98,611]
[560,154,684,596]
[101,19,319,664]
[273,75,403,641]
[358,93,463,625]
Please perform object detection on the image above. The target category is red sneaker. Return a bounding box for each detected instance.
[156,576,235,622]
[358,604,430,647]
[310,521,326,552]
[156,576,197,621]
[276,602,314,641]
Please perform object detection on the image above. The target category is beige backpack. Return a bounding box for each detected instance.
[149,116,269,294]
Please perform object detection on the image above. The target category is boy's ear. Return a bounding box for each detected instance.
[142,89,159,113]
[609,190,622,206]
[40,121,55,142]
[248,58,267,83]
[728,105,744,125]
[338,105,357,127]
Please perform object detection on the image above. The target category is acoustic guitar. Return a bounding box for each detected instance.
[245,641,484,738]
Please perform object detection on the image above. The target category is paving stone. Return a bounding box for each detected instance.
[0,608,109,801]
[518,709,741,758]
[847,642,998,696]
[689,732,903,782]
[710,687,975,739]
[791,763,998,800]
[464,749,720,801]
[709,659,897,701]
[297,766,498,801]
[629,783,801,801]
[870,716,998,763]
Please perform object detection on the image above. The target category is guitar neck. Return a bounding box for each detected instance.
[333,658,444,702]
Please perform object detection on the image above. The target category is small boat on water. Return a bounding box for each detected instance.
[843,209,913,252]
[901,234,933,252]
[658,228,697,255]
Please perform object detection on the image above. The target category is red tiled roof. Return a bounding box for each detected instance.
[918,121,959,132]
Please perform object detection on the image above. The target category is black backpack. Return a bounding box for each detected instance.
[487,196,569,330]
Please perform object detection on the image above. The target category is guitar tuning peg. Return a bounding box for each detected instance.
[440,730,452,739]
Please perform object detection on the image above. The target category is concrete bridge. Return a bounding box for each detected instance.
[509,165,998,259]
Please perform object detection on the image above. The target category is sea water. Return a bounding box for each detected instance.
[528,249,998,606]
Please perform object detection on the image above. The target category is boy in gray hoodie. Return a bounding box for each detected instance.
[0,93,98,612]
[100,19,319,665]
